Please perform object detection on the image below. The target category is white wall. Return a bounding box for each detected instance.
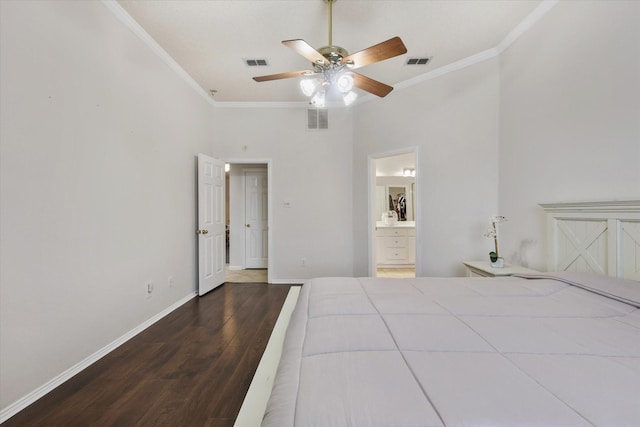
[499,0,640,270]
[353,58,500,277]
[213,107,354,281]
[0,0,214,412]
[3,0,638,418]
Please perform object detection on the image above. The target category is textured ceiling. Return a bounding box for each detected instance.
[116,0,542,104]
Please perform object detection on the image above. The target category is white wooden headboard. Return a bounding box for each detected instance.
[540,200,640,281]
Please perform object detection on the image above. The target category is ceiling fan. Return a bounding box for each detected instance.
[252,0,407,105]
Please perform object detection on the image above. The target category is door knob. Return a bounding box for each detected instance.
[246,224,251,228]
[196,229,209,234]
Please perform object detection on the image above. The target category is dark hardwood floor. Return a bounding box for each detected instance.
[3,283,292,427]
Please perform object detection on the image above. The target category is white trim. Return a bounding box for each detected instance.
[496,0,560,53]
[358,1,558,104]
[233,286,300,427]
[224,158,273,284]
[395,48,499,92]
[102,0,558,110]
[228,265,244,271]
[214,101,309,109]
[100,0,215,107]
[0,291,197,424]
[353,48,498,106]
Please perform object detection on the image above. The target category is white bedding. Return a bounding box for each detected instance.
[262,275,640,427]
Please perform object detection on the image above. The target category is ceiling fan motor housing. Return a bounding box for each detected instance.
[317,45,349,64]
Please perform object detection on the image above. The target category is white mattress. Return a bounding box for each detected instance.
[262,274,640,426]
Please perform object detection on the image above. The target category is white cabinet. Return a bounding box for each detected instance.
[376,225,415,267]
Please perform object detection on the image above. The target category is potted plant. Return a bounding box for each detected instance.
[484,215,507,267]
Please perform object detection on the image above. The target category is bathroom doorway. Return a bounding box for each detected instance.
[369,150,417,278]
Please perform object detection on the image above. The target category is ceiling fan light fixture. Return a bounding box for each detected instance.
[300,78,318,96]
[342,90,357,106]
[311,90,326,108]
[336,72,354,93]
[252,0,407,102]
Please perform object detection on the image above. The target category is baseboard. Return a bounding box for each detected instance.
[228,265,244,271]
[0,291,197,424]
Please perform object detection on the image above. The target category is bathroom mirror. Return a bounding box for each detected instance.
[375,179,414,222]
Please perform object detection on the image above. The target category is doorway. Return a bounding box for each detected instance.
[225,160,271,283]
[369,150,418,278]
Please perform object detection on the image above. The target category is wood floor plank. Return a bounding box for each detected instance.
[3,283,292,427]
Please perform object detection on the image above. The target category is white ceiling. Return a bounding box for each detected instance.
[116,0,542,104]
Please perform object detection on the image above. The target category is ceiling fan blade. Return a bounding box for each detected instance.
[282,39,329,65]
[342,36,407,69]
[352,72,394,98]
[253,70,313,82]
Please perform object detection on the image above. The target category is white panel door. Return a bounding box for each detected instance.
[245,171,268,269]
[197,154,225,296]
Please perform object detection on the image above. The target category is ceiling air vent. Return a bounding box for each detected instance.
[244,59,269,67]
[406,57,432,65]
[307,108,328,131]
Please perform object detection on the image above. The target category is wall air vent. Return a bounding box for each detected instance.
[406,57,432,65]
[244,59,269,67]
[307,108,328,131]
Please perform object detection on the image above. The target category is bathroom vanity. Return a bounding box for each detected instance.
[375,221,416,267]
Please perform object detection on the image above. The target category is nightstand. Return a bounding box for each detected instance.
[463,261,537,277]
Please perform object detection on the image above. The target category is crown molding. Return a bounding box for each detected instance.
[496,0,559,53]
[213,101,309,109]
[100,0,216,108]
[103,0,559,110]
[395,48,499,91]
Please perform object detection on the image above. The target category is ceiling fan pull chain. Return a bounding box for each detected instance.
[328,0,333,47]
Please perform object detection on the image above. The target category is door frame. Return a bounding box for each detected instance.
[367,147,420,277]
[225,158,273,284]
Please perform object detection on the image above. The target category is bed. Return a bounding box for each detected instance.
[262,274,640,426]
[261,201,640,426]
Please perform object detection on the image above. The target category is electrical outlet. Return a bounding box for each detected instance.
[168,276,173,288]
[146,281,154,298]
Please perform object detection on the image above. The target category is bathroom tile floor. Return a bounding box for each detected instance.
[225,266,268,283]
[376,268,416,278]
